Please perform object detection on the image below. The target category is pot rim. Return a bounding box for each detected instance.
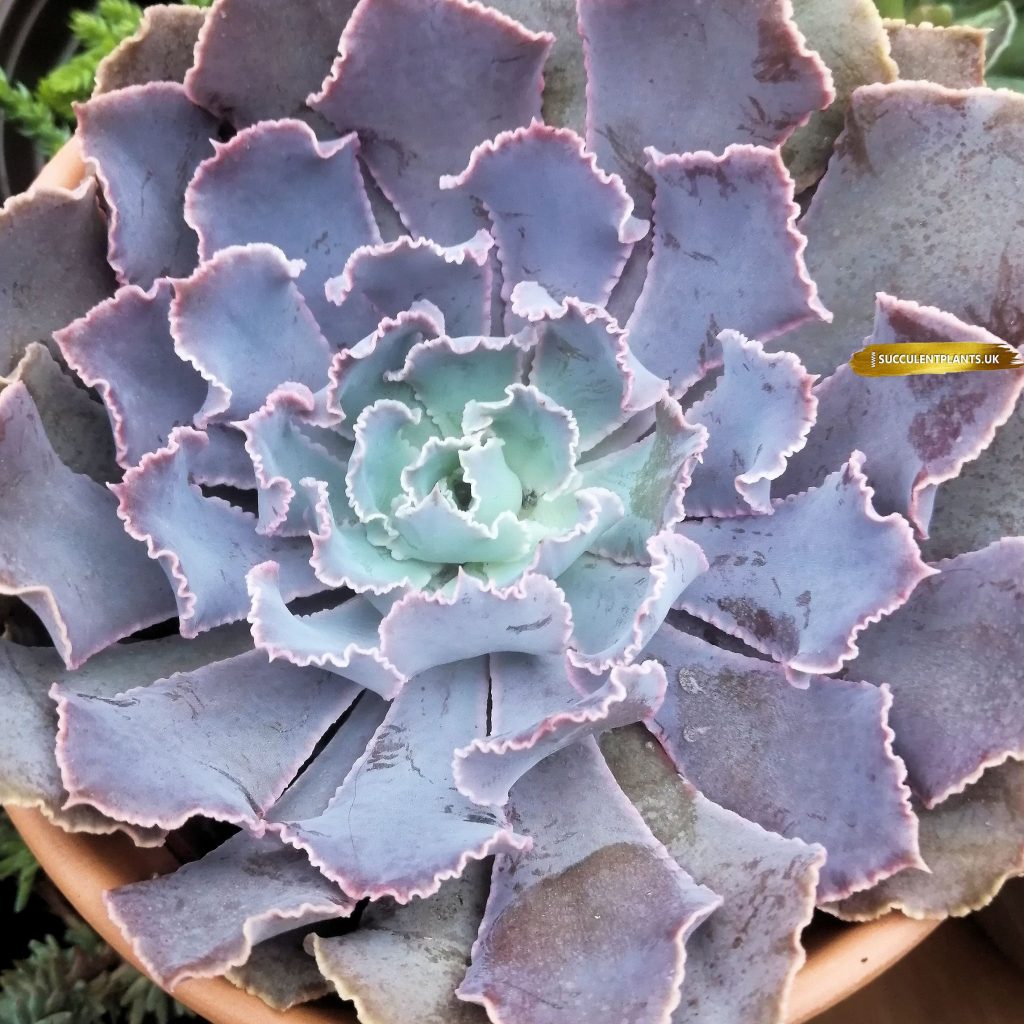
[8,140,940,1024]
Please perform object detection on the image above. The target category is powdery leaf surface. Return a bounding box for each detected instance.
[0,182,114,374]
[77,83,217,288]
[186,121,379,338]
[683,332,816,517]
[849,539,1024,809]
[644,624,921,902]
[676,454,933,677]
[278,658,529,902]
[0,383,176,668]
[226,927,333,1012]
[781,295,1024,536]
[601,724,825,1024]
[311,0,551,243]
[784,82,1024,375]
[55,650,359,831]
[625,145,828,394]
[578,0,831,210]
[886,20,986,88]
[458,739,721,1024]
[826,759,1024,920]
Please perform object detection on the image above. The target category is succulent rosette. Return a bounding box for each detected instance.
[2,0,1024,1021]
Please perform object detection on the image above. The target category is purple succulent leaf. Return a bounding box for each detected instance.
[112,429,322,637]
[77,83,218,288]
[601,724,825,1024]
[225,927,333,1012]
[94,3,207,94]
[311,860,491,1024]
[625,145,829,395]
[458,739,721,1024]
[310,0,552,243]
[185,121,380,337]
[780,295,1024,537]
[886,22,986,89]
[454,653,666,806]
[239,385,350,537]
[4,342,118,484]
[784,83,1024,376]
[849,538,1024,810]
[0,182,115,374]
[826,759,1024,920]
[578,0,832,212]
[676,453,934,677]
[377,571,574,680]
[0,624,249,844]
[54,649,358,831]
[191,425,257,488]
[278,657,530,902]
[247,561,403,697]
[645,624,922,902]
[579,398,707,562]
[683,331,817,518]
[440,123,647,320]
[560,531,708,672]
[171,244,332,427]
[185,0,358,129]
[325,232,494,343]
[0,383,176,668]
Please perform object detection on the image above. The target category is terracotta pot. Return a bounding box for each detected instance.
[7,141,940,1024]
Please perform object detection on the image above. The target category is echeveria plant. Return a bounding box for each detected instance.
[2,0,1024,1021]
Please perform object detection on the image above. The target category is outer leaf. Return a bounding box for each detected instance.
[578,0,832,210]
[684,331,817,517]
[676,453,934,677]
[113,429,321,637]
[226,927,332,1012]
[457,739,721,1024]
[827,759,1024,920]
[886,20,987,88]
[0,181,114,374]
[55,650,358,831]
[77,83,217,288]
[645,624,922,902]
[185,121,380,336]
[781,295,1024,536]
[278,658,529,902]
[0,383,175,669]
[849,539,1024,809]
[602,724,825,1024]
[311,0,552,242]
[625,145,829,394]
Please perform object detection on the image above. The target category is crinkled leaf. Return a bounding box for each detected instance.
[626,145,828,394]
[0,181,114,374]
[77,83,217,288]
[113,428,321,637]
[782,295,1024,536]
[684,332,816,517]
[677,454,933,677]
[0,383,176,668]
[578,0,832,210]
[886,20,986,87]
[279,657,529,902]
[226,927,332,1012]
[602,724,825,1024]
[849,538,1024,809]
[645,624,921,902]
[311,0,551,242]
[186,120,380,337]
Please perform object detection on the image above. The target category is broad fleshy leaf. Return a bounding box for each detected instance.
[645,624,921,902]
[626,145,829,394]
[684,332,817,517]
[602,725,825,1024]
[849,539,1024,809]
[226,928,333,1012]
[311,0,551,242]
[677,453,934,677]
[0,383,176,668]
[77,83,217,288]
[782,295,1024,536]
[886,20,986,88]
